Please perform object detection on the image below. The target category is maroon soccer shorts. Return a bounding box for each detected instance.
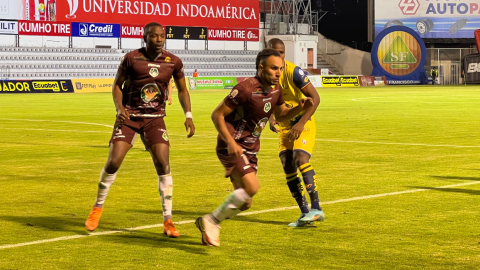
[216,148,258,178]
[109,117,169,147]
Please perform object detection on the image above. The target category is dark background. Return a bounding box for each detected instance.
[313,0,371,52]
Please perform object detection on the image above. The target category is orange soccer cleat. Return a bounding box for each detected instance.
[163,219,180,238]
[85,207,103,231]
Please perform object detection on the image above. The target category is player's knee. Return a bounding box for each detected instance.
[240,199,253,211]
[154,163,170,175]
[280,151,296,173]
[293,151,310,167]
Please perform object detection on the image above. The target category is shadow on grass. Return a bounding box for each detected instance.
[430,175,480,181]
[0,215,119,235]
[408,186,480,196]
[104,230,209,254]
[129,209,298,227]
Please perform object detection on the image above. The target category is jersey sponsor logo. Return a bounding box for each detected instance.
[149,67,159,78]
[302,139,307,145]
[252,117,268,137]
[263,102,271,113]
[148,63,161,68]
[304,77,309,83]
[298,69,305,76]
[141,83,160,103]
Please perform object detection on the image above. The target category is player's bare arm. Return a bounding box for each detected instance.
[175,76,196,138]
[287,84,320,141]
[274,97,313,122]
[211,101,243,158]
[112,66,128,122]
[298,83,320,124]
[167,79,173,105]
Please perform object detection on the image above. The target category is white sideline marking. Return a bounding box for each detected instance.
[3,118,480,149]
[1,181,479,250]
[0,118,112,128]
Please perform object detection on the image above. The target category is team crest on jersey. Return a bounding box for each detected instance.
[149,68,159,78]
[302,139,307,145]
[264,102,271,112]
[165,57,171,63]
[162,131,169,141]
[141,83,160,103]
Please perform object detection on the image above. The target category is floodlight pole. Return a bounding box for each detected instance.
[269,0,314,35]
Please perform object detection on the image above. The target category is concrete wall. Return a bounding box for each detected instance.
[265,35,318,69]
[317,33,373,76]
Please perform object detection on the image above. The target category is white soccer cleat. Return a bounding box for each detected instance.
[195,215,220,247]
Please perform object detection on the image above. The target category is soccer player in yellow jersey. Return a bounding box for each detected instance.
[268,38,325,227]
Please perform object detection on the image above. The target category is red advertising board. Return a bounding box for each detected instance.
[121,24,144,38]
[18,20,71,36]
[208,28,259,41]
[476,29,480,53]
[55,0,259,29]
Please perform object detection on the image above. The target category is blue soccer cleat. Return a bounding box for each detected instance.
[299,209,325,222]
[288,213,313,227]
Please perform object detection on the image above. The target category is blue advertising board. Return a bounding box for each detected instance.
[375,0,480,39]
[371,26,428,85]
[71,22,120,38]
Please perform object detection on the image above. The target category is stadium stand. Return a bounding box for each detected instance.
[0,47,258,79]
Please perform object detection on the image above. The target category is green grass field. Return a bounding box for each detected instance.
[1,85,480,269]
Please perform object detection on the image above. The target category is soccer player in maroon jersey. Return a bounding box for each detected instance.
[85,22,195,238]
[195,49,313,247]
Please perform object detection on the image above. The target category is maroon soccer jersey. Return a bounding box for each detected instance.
[218,77,285,153]
[120,48,184,117]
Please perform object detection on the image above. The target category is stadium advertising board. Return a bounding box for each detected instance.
[463,53,480,84]
[307,75,322,88]
[121,24,144,38]
[375,0,480,39]
[0,80,74,93]
[0,20,18,34]
[72,78,114,93]
[18,20,71,36]
[208,28,260,41]
[71,22,120,38]
[371,26,428,85]
[320,76,360,87]
[53,0,259,29]
[165,26,207,40]
[187,77,236,90]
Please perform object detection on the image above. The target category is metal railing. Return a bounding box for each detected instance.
[426,48,478,85]
[0,65,10,80]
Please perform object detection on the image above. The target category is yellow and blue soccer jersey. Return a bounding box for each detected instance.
[278,60,314,128]
[277,60,316,156]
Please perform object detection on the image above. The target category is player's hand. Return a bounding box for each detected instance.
[117,107,130,122]
[227,140,243,158]
[168,96,173,105]
[269,119,279,133]
[185,118,195,138]
[288,122,305,142]
[301,97,314,110]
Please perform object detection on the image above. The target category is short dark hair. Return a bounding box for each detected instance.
[256,48,281,70]
[143,22,163,41]
[267,38,285,48]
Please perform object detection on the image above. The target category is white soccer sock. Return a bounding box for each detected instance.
[95,169,117,207]
[158,174,173,222]
[212,188,251,224]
